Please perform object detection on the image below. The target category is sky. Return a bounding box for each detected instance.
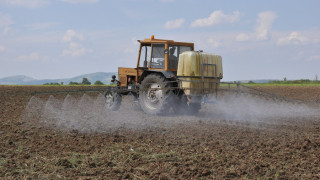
[0,0,320,81]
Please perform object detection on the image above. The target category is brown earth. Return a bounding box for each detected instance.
[0,85,320,179]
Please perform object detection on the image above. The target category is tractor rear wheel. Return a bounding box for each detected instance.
[139,74,171,115]
[104,89,122,111]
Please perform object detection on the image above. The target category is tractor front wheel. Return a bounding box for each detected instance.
[104,89,122,111]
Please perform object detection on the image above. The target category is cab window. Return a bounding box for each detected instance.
[151,44,165,69]
[139,45,151,68]
[168,45,192,69]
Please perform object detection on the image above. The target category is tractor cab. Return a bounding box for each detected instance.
[137,35,194,71]
[118,36,194,87]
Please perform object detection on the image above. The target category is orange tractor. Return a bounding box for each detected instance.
[105,35,223,115]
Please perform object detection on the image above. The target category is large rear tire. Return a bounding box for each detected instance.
[139,74,171,115]
[104,88,122,111]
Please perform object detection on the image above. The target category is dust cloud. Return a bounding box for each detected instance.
[203,93,319,121]
[23,93,176,133]
[22,92,320,133]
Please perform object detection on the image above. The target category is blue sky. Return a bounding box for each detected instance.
[0,0,320,81]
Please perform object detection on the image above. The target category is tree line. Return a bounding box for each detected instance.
[43,78,105,86]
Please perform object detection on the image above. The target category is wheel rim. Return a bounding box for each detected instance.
[143,83,163,110]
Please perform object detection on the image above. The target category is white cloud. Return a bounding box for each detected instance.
[255,11,276,40]
[191,10,240,28]
[121,37,140,54]
[17,52,40,61]
[0,45,5,51]
[164,18,185,29]
[298,51,304,57]
[0,12,14,35]
[17,52,56,62]
[131,37,139,46]
[62,29,83,42]
[160,0,174,3]
[207,38,222,48]
[57,0,99,3]
[125,48,134,53]
[26,22,59,30]
[10,31,61,44]
[2,27,11,35]
[236,33,250,42]
[308,55,320,61]
[277,32,309,46]
[1,0,98,8]
[0,12,13,27]
[61,29,92,57]
[1,0,50,9]
[62,42,93,57]
[124,37,140,54]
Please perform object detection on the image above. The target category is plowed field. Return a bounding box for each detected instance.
[1,85,319,179]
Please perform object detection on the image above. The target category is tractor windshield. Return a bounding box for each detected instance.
[168,45,192,69]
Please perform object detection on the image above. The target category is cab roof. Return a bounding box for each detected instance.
[138,37,194,46]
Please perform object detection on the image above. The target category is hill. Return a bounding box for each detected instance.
[0,72,116,85]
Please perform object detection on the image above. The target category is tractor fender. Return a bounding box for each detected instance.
[138,70,176,83]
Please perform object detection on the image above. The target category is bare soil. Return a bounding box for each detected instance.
[0,85,319,179]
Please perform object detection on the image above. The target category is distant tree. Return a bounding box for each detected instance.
[44,82,60,85]
[81,78,91,85]
[283,77,287,82]
[61,82,64,85]
[94,80,104,85]
[315,74,318,81]
[69,81,79,85]
[301,79,311,82]
[248,81,255,84]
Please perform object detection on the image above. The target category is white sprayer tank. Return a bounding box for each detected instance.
[177,51,223,96]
